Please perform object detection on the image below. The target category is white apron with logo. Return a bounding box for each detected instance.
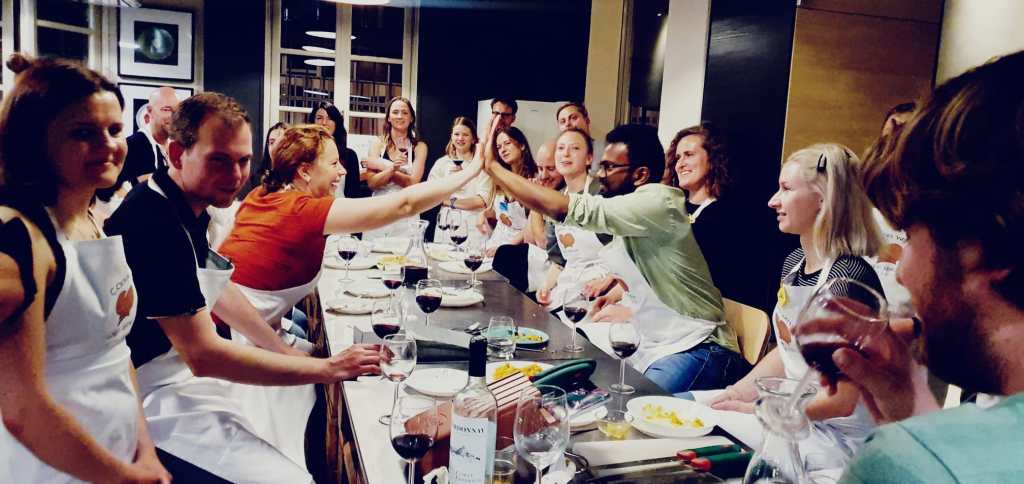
[487,195,528,251]
[772,257,875,471]
[232,274,321,470]
[548,178,607,309]
[599,237,719,372]
[136,178,312,483]
[866,209,913,316]
[365,155,414,240]
[1,211,139,483]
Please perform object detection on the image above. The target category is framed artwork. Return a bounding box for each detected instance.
[119,83,193,134]
[118,7,194,81]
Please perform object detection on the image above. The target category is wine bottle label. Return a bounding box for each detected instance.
[448,415,496,483]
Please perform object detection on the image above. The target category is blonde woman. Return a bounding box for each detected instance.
[709,143,884,471]
[429,117,485,243]
[364,97,428,239]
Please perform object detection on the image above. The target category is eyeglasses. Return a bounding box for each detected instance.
[816,153,827,173]
[491,111,514,118]
[598,161,632,174]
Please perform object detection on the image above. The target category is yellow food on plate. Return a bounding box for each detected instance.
[515,332,543,343]
[491,363,544,381]
[640,403,705,428]
[376,255,407,268]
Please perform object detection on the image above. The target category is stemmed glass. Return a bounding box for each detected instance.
[382,266,405,311]
[371,300,403,340]
[608,320,641,394]
[379,333,417,425]
[562,290,587,353]
[436,207,451,245]
[389,394,438,484]
[337,235,360,283]
[448,210,469,253]
[514,385,570,484]
[415,279,443,327]
[464,238,485,289]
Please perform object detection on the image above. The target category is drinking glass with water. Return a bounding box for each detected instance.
[486,316,517,360]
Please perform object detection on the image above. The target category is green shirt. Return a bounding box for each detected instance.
[840,393,1024,484]
[565,183,738,353]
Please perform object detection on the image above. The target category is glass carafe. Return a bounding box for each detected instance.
[402,219,430,288]
[743,377,818,484]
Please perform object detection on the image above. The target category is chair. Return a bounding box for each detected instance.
[723,298,772,366]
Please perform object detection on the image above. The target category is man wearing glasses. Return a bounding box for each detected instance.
[482,124,745,392]
[490,97,518,130]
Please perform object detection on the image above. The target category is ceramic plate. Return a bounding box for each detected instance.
[343,281,391,299]
[570,405,608,429]
[625,396,718,438]
[324,255,378,271]
[438,260,493,274]
[440,289,484,308]
[324,297,374,315]
[371,238,411,254]
[484,326,549,347]
[485,361,554,384]
[404,368,468,398]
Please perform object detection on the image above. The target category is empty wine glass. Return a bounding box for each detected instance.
[389,394,438,484]
[514,385,570,484]
[379,334,417,425]
[415,279,443,326]
[608,320,641,394]
[562,290,587,353]
[337,235,360,283]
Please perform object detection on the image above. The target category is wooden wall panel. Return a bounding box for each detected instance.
[799,0,942,23]
[782,7,940,158]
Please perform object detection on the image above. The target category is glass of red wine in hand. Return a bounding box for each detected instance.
[562,291,588,353]
[415,279,443,326]
[608,320,641,394]
[793,277,888,385]
[336,235,360,284]
[389,394,437,484]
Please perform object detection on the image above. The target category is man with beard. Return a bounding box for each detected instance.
[801,51,1024,483]
[483,123,746,391]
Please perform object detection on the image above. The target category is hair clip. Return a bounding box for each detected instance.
[816,153,827,173]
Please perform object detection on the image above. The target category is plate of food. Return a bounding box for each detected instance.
[371,238,411,254]
[324,254,378,271]
[625,396,718,438]
[324,296,375,315]
[439,288,484,307]
[343,280,391,299]
[486,361,553,384]
[426,243,458,262]
[404,368,468,398]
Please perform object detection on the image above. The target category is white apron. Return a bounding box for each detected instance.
[232,275,320,470]
[137,178,312,483]
[599,237,719,372]
[772,257,875,470]
[867,209,913,316]
[1,211,139,483]
[365,156,414,240]
[486,195,528,251]
[549,178,607,309]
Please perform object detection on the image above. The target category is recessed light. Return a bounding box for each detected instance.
[302,45,335,54]
[351,35,357,40]
[306,30,337,40]
[304,58,336,67]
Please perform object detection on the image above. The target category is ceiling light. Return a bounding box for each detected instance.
[305,89,330,96]
[304,59,336,67]
[119,41,140,49]
[351,35,357,40]
[306,30,337,40]
[302,45,335,54]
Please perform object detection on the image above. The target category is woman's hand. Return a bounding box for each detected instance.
[323,344,381,382]
[583,275,621,300]
[127,446,171,484]
[485,246,498,258]
[536,285,553,306]
[476,212,493,235]
[708,383,759,414]
[590,303,633,323]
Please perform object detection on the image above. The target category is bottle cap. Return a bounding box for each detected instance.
[468,336,487,377]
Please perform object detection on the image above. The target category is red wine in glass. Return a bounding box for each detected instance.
[450,234,468,246]
[796,333,856,382]
[452,158,464,167]
[464,255,484,272]
[383,278,403,290]
[372,322,402,339]
[611,341,639,358]
[338,249,358,261]
[403,265,428,287]
[416,294,442,313]
[563,305,587,323]
[438,222,450,232]
[391,433,433,460]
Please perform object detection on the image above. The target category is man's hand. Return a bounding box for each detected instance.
[797,317,939,424]
[583,275,620,300]
[323,344,381,382]
[590,303,633,323]
[536,285,553,306]
[708,384,758,414]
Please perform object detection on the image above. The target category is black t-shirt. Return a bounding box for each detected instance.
[780,247,885,299]
[342,147,371,199]
[687,198,750,303]
[104,168,209,367]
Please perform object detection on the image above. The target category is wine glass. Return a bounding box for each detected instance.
[382,266,405,310]
[514,385,570,484]
[608,320,641,394]
[379,333,417,425]
[436,206,451,245]
[415,279,443,327]
[486,315,517,361]
[562,290,587,353]
[371,300,403,340]
[337,235,360,283]
[464,238,485,289]
[389,394,438,484]
[449,212,469,254]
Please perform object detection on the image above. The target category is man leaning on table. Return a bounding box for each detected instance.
[803,52,1024,483]
[105,92,381,483]
[482,120,747,391]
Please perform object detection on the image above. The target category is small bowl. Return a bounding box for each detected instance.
[597,409,634,440]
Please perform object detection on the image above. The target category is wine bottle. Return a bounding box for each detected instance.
[449,336,497,483]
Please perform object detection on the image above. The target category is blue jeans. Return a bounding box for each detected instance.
[288,307,309,339]
[644,343,750,394]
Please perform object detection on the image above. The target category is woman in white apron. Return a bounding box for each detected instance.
[709,143,884,472]
[537,128,607,310]
[0,54,168,483]
[430,116,487,245]
[363,97,428,241]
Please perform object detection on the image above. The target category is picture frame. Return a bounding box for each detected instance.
[118,7,194,81]
[119,83,194,134]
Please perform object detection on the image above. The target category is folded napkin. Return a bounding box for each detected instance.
[572,436,733,468]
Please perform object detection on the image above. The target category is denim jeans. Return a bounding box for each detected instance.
[644,342,750,393]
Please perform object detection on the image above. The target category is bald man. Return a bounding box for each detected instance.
[122,86,182,183]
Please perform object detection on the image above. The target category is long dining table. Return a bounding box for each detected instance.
[319,235,748,483]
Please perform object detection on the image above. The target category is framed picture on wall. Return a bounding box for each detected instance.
[118,7,194,81]
[119,83,193,134]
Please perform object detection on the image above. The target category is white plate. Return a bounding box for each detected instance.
[324,255,378,270]
[324,297,374,315]
[343,281,391,298]
[440,289,484,308]
[570,405,608,429]
[485,361,554,384]
[625,396,718,438]
[371,238,411,254]
[404,368,468,398]
[438,260,493,275]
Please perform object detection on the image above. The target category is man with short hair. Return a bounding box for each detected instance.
[817,51,1024,484]
[483,123,746,391]
[536,101,593,169]
[123,86,180,182]
[106,92,378,483]
[490,97,518,130]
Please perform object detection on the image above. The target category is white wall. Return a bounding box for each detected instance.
[936,0,1024,83]
[656,0,711,147]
